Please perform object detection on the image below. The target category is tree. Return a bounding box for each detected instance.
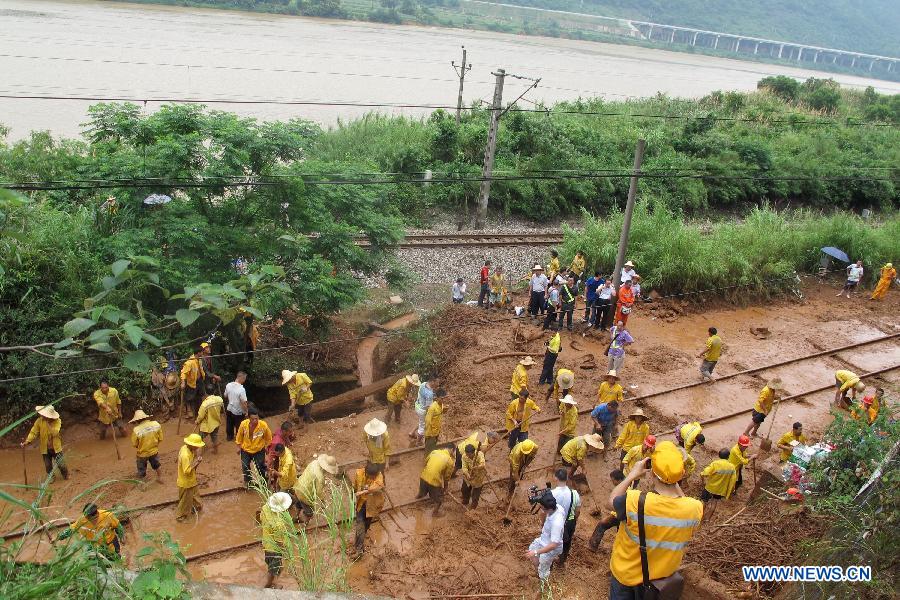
[758,75,800,102]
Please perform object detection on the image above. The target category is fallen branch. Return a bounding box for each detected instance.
[473,352,537,365]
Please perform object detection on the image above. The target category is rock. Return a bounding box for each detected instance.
[389,295,403,304]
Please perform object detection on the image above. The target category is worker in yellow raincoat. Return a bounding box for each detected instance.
[58,503,124,556]
[384,374,420,423]
[282,370,314,424]
[352,463,385,554]
[560,433,604,479]
[417,445,456,517]
[94,379,126,439]
[870,263,896,300]
[776,422,808,462]
[195,392,224,453]
[700,449,737,522]
[615,408,650,460]
[364,418,391,472]
[510,356,534,400]
[505,389,541,449]
[21,405,68,479]
[130,409,163,480]
[557,394,579,452]
[508,439,538,497]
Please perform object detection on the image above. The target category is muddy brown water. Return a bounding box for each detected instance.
[2,0,900,140]
[3,283,898,597]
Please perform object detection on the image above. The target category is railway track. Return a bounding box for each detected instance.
[355,232,564,249]
[12,334,897,565]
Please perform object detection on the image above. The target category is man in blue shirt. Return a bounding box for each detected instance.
[591,399,619,450]
[582,272,603,326]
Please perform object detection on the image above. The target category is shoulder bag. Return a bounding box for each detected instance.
[637,491,685,600]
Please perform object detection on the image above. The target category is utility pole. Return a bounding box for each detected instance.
[612,139,647,290]
[474,68,505,229]
[451,46,471,124]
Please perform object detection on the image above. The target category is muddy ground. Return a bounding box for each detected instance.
[2,280,898,599]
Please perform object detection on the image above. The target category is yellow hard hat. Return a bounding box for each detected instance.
[519,439,537,454]
[184,433,205,448]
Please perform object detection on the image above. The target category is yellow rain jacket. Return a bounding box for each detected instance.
[386,378,410,405]
[598,381,624,404]
[287,373,314,406]
[131,420,163,458]
[180,354,205,389]
[93,387,122,424]
[461,449,487,488]
[679,422,703,453]
[354,468,385,517]
[509,364,529,396]
[260,504,289,553]
[754,386,775,415]
[835,370,860,392]
[235,419,273,454]
[365,431,392,465]
[176,445,198,488]
[277,446,298,490]
[509,441,537,475]
[25,418,63,454]
[616,420,650,450]
[559,403,579,437]
[609,490,703,586]
[560,436,587,465]
[421,449,454,487]
[776,431,808,462]
[196,395,224,433]
[505,398,540,433]
[622,444,651,475]
[424,401,444,437]
[550,367,574,401]
[68,509,121,551]
[294,460,327,506]
[701,459,737,499]
[728,444,749,469]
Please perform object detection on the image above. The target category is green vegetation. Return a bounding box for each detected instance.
[0,82,898,415]
[800,407,900,599]
[560,204,900,297]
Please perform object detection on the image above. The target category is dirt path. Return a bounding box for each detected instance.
[3,282,898,597]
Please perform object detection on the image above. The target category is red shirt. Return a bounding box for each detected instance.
[265,430,291,467]
[480,266,490,284]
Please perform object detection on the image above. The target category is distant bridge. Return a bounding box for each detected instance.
[465,1,899,75]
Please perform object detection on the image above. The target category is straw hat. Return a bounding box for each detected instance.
[584,433,604,450]
[519,439,537,454]
[268,492,293,514]
[532,264,544,271]
[767,378,784,391]
[624,261,635,267]
[281,370,298,386]
[406,374,422,386]
[317,454,340,475]
[184,433,205,448]
[628,407,647,419]
[129,409,151,423]
[519,356,535,366]
[35,405,59,420]
[605,369,619,379]
[364,418,387,437]
[556,371,575,389]
[560,394,577,406]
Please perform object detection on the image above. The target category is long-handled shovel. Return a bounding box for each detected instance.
[109,423,122,461]
[21,447,28,485]
[501,480,520,526]
[759,397,782,452]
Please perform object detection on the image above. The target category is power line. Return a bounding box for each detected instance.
[0,93,895,128]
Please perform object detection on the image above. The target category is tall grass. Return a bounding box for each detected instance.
[560,204,900,298]
[249,470,355,591]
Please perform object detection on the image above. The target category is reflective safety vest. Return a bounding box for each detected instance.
[561,285,575,305]
[609,490,703,586]
[678,422,703,453]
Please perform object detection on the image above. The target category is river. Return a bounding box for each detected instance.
[1,0,898,140]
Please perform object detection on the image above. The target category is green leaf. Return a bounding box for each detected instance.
[141,332,162,347]
[241,305,263,319]
[101,308,122,325]
[158,578,182,598]
[54,349,82,359]
[87,342,114,353]
[175,308,201,327]
[124,351,151,372]
[53,338,74,349]
[87,328,115,343]
[221,283,247,300]
[135,546,154,558]
[110,259,131,277]
[63,317,96,338]
[102,275,122,291]
[147,272,160,285]
[122,324,144,348]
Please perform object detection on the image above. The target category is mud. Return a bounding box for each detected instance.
[2,281,898,599]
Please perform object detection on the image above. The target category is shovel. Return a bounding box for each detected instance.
[501,480,519,526]
[759,397,782,452]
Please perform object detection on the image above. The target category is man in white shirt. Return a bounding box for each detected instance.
[527,491,565,582]
[223,371,248,441]
[838,260,864,298]
[593,279,615,330]
[620,260,636,284]
[551,468,582,565]
[527,265,549,320]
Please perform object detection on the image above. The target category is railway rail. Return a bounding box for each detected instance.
[10,334,898,565]
[355,232,564,249]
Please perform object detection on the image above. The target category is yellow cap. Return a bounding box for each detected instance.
[650,441,685,484]
[518,439,537,454]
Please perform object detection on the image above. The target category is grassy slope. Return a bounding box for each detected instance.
[505,0,900,57]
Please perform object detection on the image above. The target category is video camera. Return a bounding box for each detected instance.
[527,482,554,514]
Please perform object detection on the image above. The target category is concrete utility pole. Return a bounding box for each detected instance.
[451,46,472,125]
[474,68,505,229]
[612,139,647,290]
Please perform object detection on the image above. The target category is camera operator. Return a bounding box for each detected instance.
[607,441,703,600]
[550,468,580,566]
[524,490,565,583]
